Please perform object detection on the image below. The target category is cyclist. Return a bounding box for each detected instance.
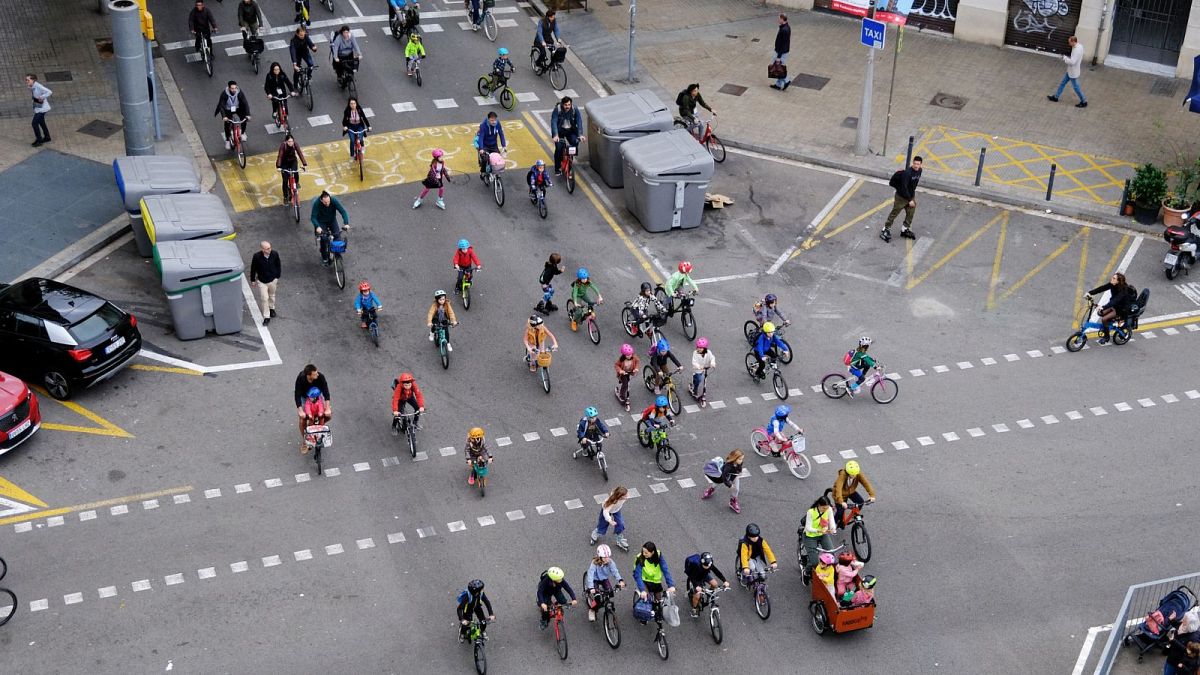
[474,111,508,176]
[568,267,602,332]
[330,25,363,87]
[264,62,296,131]
[388,0,420,28]
[237,0,264,40]
[456,579,494,641]
[584,544,625,622]
[684,552,729,618]
[639,395,675,434]
[751,321,788,380]
[342,96,371,161]
[700,449,745,512]
[465,0,482,29]
[299,386,330,454]
[391,371,425,427]
[535,252,564,314]
[690,337,715,402]
[550,96,585,175]
[532,9,561,70]
[845,336,877,396]
[310,191,350,265]
[664,261,699,313]
[289,26,319,75]
[832,460,876,527]
[404,32,425,78]
[1087,272,1138,345]
[426,289,458,350]
[537,567,578,629]
[765,404,802,457]
[575,406,610,459]
[633,541,676,607]
[737,523,778,585]
[613,343,639,411]
[489,47,514,95]
[523,314,559,372]
[526,158,553,203]
[414,148,451,210]
[591,486,629,549]
[464,427,493,485]
[294,364,331,418]
[629,281,668,341]
[800,495,837,575]
[213,81,251,151]
[752,293,789,330]
[452,239,482,294]
[353,281,382,328]
[275,133,308,201]
[188,0,218,57]
[676,83,714,137]
[647,337,681,395]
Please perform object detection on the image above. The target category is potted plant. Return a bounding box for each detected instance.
[1163,164,1197,227]
[1129,163,1168,226]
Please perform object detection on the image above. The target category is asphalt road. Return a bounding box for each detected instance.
[0,1,1196,673]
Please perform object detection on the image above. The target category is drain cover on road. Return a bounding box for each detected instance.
[43,70,73,82]
[78,119,122,139]
[1150,78,1179,97]
[790,73,829,91]
[718,83,748,96]
[930,93,967,110]
[841,117,858,129]
[606,0,621,5]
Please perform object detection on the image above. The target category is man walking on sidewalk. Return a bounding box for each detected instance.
[250,241,281,325]
[26,74,52,147]
[881,156,922,242]
[1047,36,1087,108]
[770,14,791,91]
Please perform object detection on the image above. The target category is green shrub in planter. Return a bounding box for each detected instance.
[1130,163,1168,208]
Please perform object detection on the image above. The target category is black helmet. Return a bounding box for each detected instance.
[699,552,713,567]
[745,523,761,538]
[640,282,652,293]
[468,579,485,592]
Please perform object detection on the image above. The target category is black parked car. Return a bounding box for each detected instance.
[0,278,142,400]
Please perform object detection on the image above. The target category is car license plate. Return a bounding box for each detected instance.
[1165,253,1179,266]
[10,418,31,436]
[105,336,126,354]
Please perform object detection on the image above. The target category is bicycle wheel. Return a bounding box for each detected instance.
[587,317,600,345]
[499,88,515,111]
[743,320,758,344]
[554,617,568,660]
[204,51,213,78]
[0,556,6,581]
[407,427,417,459]
[305,79,314,111]
[1065,331,1087,352]
[538,195,547,219]
[461,283,471,311]
[236,138,247,169]
[0,587,15,627]
[636,419,651,448]
[598,453,608,481]
[439,339,449,370]
[474,640,487,675]
[540,366,551,394]
[621,307,637,337]
[493,175,504,207]
[370,323,379,347]
[656,630,669,660]
[484,13,497,41]
[706,135,727,163]
[252,52,260,74]
[871,377,899,404]
[292,194,300,223]
[821,373,849,399]
[754,586,771,620]
[477,76,490,96]
[314,444,323,475]
[333,255,345,289]
[681,310,696,340]
[323,0,334,11]
[656,443,679,474]
[1112,327,1131,346]
[810,601,829,635]
[565,161,575,194]
[667,385,681,416]
[778,338,793,364]
[358,147,364,181]
[709,606,722,644]
[478,473,486,498]
[549,64,567,90]
[786,452,811,479]
[415,68,422,87]
[348,77,357,99]
[641,365,657,393]
[772,371,788,399]
[749,428,771,457]
[852,522,872,562]
[529,48,541,74]
[603,604,620,648]
[565,300,576,326]
[744,352,760,380]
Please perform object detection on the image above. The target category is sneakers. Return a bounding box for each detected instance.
[570,320,578,332]
[901,228,916,240]
[782,80,791,90]
[436,198,445,210]
[1097,336,1109,345]
[589,529,600,545]
[242,131,248,141]
[701,486,716,500]
[360,322,368,329]
[554,168,562,176]
[413,197,422,209]
[300,440,310,455]
[225,140,232,150]
[770,83,781,90]
[263,318,271,326]
[588,609,596,622]
[270,309,277,318]
[1076,101,1088,108]
[729,497,741,514]
[1047,95,1060,102]
[879,228,892,242]
[446,342,453,352]
[535,301,549,315]
[847,384,858,397]
[690,608,700,618]
[539,618,548,630]
[545,301,558,312]
[472,23,479,31]
[428,331,434,341]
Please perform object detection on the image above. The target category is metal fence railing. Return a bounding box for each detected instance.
[1093,572,1200,674]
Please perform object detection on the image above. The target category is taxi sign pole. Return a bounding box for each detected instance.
[881,24,902,156]
[853,9,878,156]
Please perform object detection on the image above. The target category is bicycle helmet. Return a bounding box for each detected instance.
[468,579,485,593]
[468,427,485,439]
[432,148,444,159]
[576,267,589,281]
[845,460,860,476]
[656,338,669,353]
[434,289,447,298]
[584,406,598,419]
[678,261,693,274]
[399,372,414,384]
[546,566,564,582]
[620,343,634,357]
[861,575,877,589]
[858,336,872,347]
[358,281,371,292]
[762,321,776,334]
[695,337,709,349]
[699,552,714,567]
[745,523,761,538]
[764,293,777,304]
[535,159,545,167]
[818,552,835,566]
[458,238,470,250]
[774,404,790,418]
[306,386,322,400]
[529,314,544,326]
[639,281,652,294]
[497,47,508,56]
[655,395,669,408]
[837,551,855,565]
[595,544,612,558]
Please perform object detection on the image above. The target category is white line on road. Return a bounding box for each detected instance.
[768,176,857,275]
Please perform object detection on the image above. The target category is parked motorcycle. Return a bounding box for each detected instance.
[1163,215,1200,280]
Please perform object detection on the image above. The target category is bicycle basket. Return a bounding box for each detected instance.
[551,46,567,64]
[329,238,348,254]
[473,460,489,477]
[632,598,655,623]
[536,351,553,368]
[488,152,506,172]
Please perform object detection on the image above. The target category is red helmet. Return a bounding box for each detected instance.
[399,372,414,384]
[678,261,693,274]
[837,551,856,565]
[358,281,371,292]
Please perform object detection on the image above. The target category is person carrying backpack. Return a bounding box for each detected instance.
[881,156,923,243]
[700,449,745,513]
[456,579,495,641]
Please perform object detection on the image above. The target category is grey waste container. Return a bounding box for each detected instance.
[585,90,674,189]
[153,240,245,340]
[113,156,201,257]
[140,194,236,247]
[620,129,715,233]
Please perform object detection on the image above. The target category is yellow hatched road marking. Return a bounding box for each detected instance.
[985,214,1009,311]
[998,227,1085,302]
[0,485,193,526]
[0,475,47,508]
[32,385,133,438]
[797,180,863,251]
[1072,228,1092,320]
[906,212,1007,290]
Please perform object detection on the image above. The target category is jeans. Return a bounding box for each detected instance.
[595,509,624,535]
[468,0,481,24]
[773,51,789,88]
[884,194,915,230]
[1054,73,1085,103]
[32,112,49,142]
[347,127,367,158]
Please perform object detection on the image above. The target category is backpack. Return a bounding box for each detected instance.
[843,350,855,366]
[632,597,655,623]
[456,588,472,606]
[675,90,689,108]
[703,456,724,478]
[888,169,903,191]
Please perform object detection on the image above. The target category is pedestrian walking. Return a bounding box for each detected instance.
[250,241,281,325]
[880,156,923,242]
[1047,36,1087,108]
[26,74,52,147]
[590,486,630,551]
[701,449,745,513]
[769,14,791,91]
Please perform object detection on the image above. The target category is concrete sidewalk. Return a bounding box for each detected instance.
[558,0,1200,225]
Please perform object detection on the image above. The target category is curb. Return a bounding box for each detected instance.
[12,214,130,283]
[155,55,217,193]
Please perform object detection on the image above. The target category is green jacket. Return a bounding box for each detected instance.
[571,280,600,305]
[676,90,710,120]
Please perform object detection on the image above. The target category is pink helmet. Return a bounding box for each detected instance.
[695,337,709,349]
[620,343,634,357]
[818,552,835,565]
[431,148,444,159]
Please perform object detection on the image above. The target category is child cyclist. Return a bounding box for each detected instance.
[404,32,425,77]
[413,148,450,210]
[491,47,514,91]
[353,280,382,328]
[689,337,715,404]
[464,426,493,485]
[568,267,602,331]
[664,261,699,313]
[640,395,675,435]
[527,159,553,202]
[753,293,789,330]
[846,336,877,396]
[452,238,482,295]
[765,404,801,456]
[614,343,639,411]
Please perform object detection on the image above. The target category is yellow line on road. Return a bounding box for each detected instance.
[907,211,1007,290]
[1135,316,1200,332]
[797,180,863,251]
[1096,234,1131,289]
[1072,228,1092,320]
[32,386,134,438]
[0,485,193,526]
[985,215,1008,310]
[999,227,1084,302]
[521,110,662,284]
[790,197,889,259]
[0,475,47,508]
[130,364,204,375]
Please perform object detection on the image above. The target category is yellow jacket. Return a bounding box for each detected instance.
[427,300,456,325]
[738,537,776,569]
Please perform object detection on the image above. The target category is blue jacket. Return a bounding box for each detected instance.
[475,120,506,151]
[354,291,381,312]
[585,560,622,588]
[534,17,560,45]
[753,332,783,358]
[577,417,610,440]
[550,104,582,136]
[633,555,675,591]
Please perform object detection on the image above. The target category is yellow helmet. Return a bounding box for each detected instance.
[845,460,860,476]
[546,566,565,582]
[762,321,776,334]
[468,427,485,440]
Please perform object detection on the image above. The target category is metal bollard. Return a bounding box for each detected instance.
[905,136,914,168]
[974,147,986,187]
[1046,163,1057,201]
[1118,178,1131,215]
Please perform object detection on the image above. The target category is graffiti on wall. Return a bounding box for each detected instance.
[1010,0,1069,37]
[908,0,957,22]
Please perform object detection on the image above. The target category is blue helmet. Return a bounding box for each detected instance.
[656,395,669,408]
[497,47,508,56]
[656,338,669,353]
[577,267,589,281]
[535,159,545,167]
[584,406,598,419]
[774,404,790,418]
[458,239,470,250]
[307,386,323,400]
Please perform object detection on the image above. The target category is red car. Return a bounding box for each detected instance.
[0,371,40,455]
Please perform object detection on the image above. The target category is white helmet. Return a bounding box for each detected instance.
[858,336,872,347]
[595,544,612,558]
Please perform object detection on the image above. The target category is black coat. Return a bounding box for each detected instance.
[890,167,922,200]
[264,70,294,97]
[775,22,791,55]
[1089,282,1137,315]
[214,89,250,119]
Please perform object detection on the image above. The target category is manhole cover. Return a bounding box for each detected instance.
[841,117,858,129]
[606,0,621,5]
[717,83,748,96]
[790,73,830,91]
[78,119,122,139]
[43,70,73,83]
[95,39,114,59]
[1150,78,1179,97]
[930,92,967,110]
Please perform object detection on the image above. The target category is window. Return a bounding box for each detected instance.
[69,303,123,343]
[14,314,47,340]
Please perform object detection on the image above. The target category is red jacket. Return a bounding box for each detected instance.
[392,380,425,411]
[453,247,482,268]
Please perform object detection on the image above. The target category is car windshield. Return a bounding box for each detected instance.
[69,303,123,343]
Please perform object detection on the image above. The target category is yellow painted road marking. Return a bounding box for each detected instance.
[999,227,1085,302]
[521,110,662,284]
[0,485,193,526]
[1072,228,1092,320]
[798,180,862,251]
[130,363,204,376]
[907,212,1007,290]
[0,475,47,508]
[985,214,1009,311]
[216,121,543,212]
[32,385,134,438]
[788,197,890,260]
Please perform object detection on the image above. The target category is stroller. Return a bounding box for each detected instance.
[1123,585,1197,662]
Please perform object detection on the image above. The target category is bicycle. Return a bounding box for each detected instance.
[432,319,452,369]
[359,306,380,347]
[744,350,789,400]
[1065,294,1139,351]
[467,0,498,41]
[635,418,679,473]
[470,455,490,497]
[573,435,608,481]
[530,183,549,219]
[407,55,423,87]
[647,593,671,660]
[642,365,682,415]
[530,42,568,90]
[821,364,898,404]
[797,541,845,587]
[391,6,420,42]
[244,29,264,74]
[455,266,476,310]
[195,31,215,78]
[749,428,810,479]
[546,599,569,659]
[316,231,347,289]
[582,574,621,649]
[690,584,728,644]
[565,298,601,345]
[524,346,555,394]
[281,168,302,223]
[270,93,292,133]
[477,65,516,111]
[391,410,420,459]
[479,151,506,207]
[224,115,248,168]
[295,64,318,111]
[347,128,367,181]
[464,618,489,675]
[619,303,663,343]
[0,556,15,627]
[674,115,726,163]
[737,566,774,620]
[653,286,697,341]
[303,422,332,475]
[322,0,334,11]
[824,488,873,562]
[336,57,359,98]
[557,139,582,194]
[743,320,793,364]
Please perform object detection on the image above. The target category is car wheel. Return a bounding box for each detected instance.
[43,370,72,400]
